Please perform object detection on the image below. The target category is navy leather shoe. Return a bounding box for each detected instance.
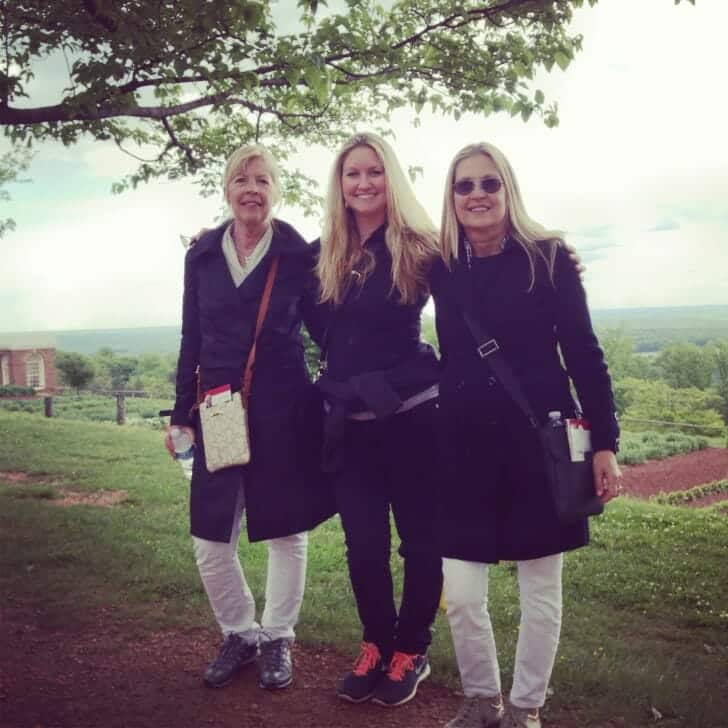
[259,637,293,690]
[203,633,257,688]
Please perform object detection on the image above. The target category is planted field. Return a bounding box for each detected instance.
[620,446,728,507]
[617,430,711,466]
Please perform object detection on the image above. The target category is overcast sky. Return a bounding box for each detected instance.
[1,0,726,334]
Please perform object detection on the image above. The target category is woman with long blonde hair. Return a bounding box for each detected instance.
[313,132,444,708]
[431,141,621,728]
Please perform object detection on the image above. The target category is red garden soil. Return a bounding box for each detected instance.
[2,449,725,728]
[619,447,728,502]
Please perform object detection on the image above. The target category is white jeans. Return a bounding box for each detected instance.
[192,485,308,645]
[443,553,563,709]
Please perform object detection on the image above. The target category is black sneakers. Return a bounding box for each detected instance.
[336,641,384,703]
[203,633,257,688]
[371,651,430,707]
[259,637,294,690]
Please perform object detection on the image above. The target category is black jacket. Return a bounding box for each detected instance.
[172,219,334,543]
[430,239,619,562]
[312,225,439,411]
[310,226,440,470]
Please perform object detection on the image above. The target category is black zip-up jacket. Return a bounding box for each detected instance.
[311,224,439,414]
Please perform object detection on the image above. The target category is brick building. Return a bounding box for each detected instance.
[0,334,57,392]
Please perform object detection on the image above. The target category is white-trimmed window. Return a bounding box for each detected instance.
[26,352,45,390]
[0,354,9,386]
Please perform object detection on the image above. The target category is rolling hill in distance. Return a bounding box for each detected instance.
[4,305,727,355]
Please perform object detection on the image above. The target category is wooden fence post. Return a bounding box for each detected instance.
[44,396,54,418]
[116,393,126,425]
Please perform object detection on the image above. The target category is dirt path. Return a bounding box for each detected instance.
[1,598,463,728]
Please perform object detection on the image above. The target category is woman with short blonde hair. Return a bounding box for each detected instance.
[223,144,283,210]
[166,142,333,694]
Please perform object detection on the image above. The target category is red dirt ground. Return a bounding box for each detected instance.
[619,447,728,501]
[1,449,725,728]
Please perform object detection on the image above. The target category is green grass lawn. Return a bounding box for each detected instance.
[1,411,726,727]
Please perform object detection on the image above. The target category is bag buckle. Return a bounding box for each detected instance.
[477,338,499,358]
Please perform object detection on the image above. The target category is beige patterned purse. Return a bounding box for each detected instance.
[195,256,279,473]
[199,390,251,471]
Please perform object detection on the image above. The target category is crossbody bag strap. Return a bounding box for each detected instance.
[241,254,280,405]
[458,306,540,429]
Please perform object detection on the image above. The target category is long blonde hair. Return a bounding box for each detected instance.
[317,132,439,305]
[439,142,563,288]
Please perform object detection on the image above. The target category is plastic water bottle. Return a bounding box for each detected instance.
[547,410,563,427]
[170,426,194,480]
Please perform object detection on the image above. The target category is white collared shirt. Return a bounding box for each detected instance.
[222,223,273,287]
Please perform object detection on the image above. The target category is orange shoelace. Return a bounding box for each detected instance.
[387,651,416,682]
[352,642,380,676]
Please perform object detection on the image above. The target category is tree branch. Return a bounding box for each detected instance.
[161,117,197,167]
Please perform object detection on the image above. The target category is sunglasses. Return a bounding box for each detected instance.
[452,177,502,196]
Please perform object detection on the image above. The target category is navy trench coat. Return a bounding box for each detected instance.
[171,219,334,543]
[430,239,619,563]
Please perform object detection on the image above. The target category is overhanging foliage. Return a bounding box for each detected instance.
[1,0,694,208]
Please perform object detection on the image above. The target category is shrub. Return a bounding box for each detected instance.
[618,430,710,465]
[0,384,35,397]
[651,480,728,506]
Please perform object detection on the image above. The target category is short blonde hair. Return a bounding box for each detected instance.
[223,144,282,214]
[318,132,439,305]
[439,142,562,288]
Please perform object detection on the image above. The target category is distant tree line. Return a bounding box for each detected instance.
[55,333,728,436]
[55,333,322,401]
[599,331,728,435]
[56,348,177,399]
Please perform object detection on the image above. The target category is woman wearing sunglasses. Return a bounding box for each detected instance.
[430,142,621,728]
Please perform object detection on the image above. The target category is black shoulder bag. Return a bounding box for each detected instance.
[458,305,603,524]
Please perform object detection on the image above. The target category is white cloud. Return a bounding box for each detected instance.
[585,220,728,309]
[2,0,727,332]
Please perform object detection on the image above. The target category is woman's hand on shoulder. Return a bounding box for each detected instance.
[562,242,586,280]
[190,227,211,245]
[592,449,623,503]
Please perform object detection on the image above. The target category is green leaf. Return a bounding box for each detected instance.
[241,2,264,29]
[554,51,571,71]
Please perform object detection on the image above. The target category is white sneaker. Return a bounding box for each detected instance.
[445,694,504,728]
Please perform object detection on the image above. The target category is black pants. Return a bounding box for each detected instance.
[333,398,443,660]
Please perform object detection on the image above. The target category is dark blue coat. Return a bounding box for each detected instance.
[171,219,334,543]
[310,225,440,410]
[430,239,619,563]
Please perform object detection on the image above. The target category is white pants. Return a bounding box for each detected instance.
[443,553,563,709]
[192,486,308,645]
